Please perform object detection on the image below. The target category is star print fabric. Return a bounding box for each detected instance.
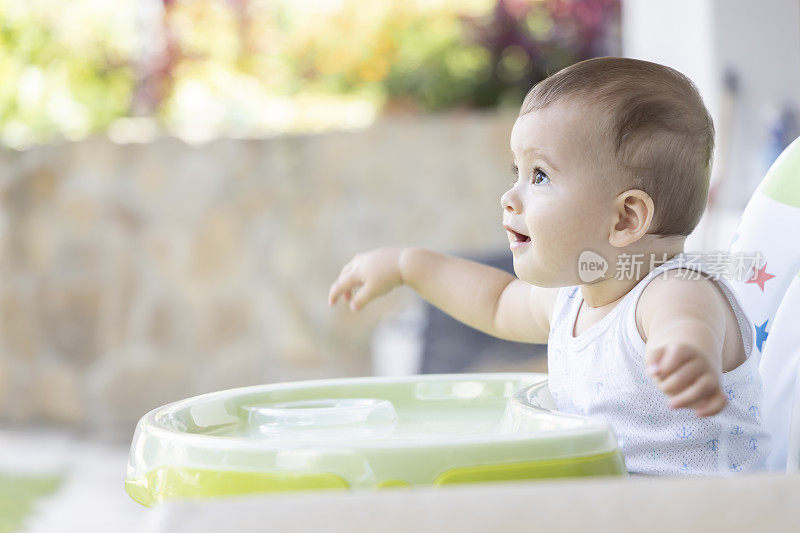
[728,180,800,470]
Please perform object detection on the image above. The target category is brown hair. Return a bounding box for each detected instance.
[519,56,714,237]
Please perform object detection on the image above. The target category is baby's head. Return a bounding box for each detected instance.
[501,56,714,287]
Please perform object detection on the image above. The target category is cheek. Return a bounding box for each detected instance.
[520,194,607,283]
[567,190,610,236]
[515,206,572,281]
[525,197,584,250]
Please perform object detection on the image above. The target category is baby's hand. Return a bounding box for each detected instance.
[328,248,405,311]
[646,343,727,417]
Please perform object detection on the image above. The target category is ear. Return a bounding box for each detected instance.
[609,189,654,247]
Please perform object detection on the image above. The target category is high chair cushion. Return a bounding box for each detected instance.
[728,136,800,470]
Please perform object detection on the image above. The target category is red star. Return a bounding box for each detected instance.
[746,262,776,292]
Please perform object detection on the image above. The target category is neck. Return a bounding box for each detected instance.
[580,236,685,308]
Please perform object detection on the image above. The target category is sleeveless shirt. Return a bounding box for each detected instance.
[546,253,770,475]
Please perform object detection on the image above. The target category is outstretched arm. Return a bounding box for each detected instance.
[639,269,729,417]
[329,247,557,343]
[400,248,557,343]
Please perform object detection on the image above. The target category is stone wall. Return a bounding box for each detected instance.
[0,110,518,439]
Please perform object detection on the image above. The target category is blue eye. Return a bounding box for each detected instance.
[509,164,550,187]
[532,168,550,185]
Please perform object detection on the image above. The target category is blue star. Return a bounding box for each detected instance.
[755,319,769,352]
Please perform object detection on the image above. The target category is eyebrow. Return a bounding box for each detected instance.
[510,147,560,173]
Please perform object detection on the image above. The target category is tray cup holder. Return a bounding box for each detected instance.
[245,398,398,436]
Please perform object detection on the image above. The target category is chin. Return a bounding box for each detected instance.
[513,257,568,288]
[512,262,546,287]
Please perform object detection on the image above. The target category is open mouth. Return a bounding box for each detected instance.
[504,225,531,243]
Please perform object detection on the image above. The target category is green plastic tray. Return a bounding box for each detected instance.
[125,373,626,506]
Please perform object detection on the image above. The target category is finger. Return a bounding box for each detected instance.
[688,390,726,414]
[351,282,377,311]
[668,374,720,410]
[328,282,339,305]
[682,388,727,417]
[328,279,349,305]
[329,276,360,306]
[650,345,694,379]
[657,358,705,395]
[694,392,728,417]
[683,389,721,410]
[328,280,342,305]
[645,346,667,374]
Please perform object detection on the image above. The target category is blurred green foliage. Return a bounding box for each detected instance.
[0,471,62,533]
[0,0,618,148]
[0,0,137,148]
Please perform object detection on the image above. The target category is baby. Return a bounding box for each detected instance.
[328,57,769,476]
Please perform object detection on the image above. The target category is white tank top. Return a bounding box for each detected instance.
[547,253,770,476]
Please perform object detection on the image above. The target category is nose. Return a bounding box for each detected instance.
[501,187,521,214]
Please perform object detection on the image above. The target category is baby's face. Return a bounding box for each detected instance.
[502,101,619,287]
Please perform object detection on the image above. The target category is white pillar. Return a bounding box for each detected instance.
[622,0,800,211]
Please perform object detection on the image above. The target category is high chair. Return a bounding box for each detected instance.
[727,135,800,471]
